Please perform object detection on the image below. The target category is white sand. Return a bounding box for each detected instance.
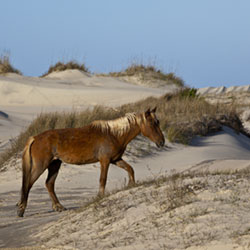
[0,72,250,249]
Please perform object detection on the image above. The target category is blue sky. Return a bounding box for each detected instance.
[1,0,249,88]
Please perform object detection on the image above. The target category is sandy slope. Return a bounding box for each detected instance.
[0,70,169,111]
[0,72,250,249]
[35,169,250,250]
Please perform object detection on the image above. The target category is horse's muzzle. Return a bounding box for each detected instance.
[156,139,165,148]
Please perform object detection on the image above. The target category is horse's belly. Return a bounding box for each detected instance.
[58,148,98,165]
[60,155,98,165]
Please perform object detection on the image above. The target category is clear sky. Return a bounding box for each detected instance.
[1,0,249,88]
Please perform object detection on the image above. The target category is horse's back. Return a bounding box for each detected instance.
[31,126,117,165]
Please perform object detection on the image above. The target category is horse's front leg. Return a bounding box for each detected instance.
[114,158,135,186]
[46,160,66,212]
[99,158,110,195]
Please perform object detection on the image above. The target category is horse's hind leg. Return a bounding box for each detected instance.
[17,161,46,217]
[114,159,135,186]
[46,159,66,212]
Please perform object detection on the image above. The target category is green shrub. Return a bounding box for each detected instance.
[179,88,198,98]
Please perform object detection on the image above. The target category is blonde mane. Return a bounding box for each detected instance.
[91,113,143,137]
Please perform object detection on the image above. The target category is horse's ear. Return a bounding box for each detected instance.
[145,108,151,118]
[151,107,157,113]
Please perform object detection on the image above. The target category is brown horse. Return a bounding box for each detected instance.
[17,108,165,217]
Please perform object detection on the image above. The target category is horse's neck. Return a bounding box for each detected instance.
[118,123,141,147]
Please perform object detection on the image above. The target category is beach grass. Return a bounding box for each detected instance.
[98,63,185,87]
[0,89,243,170]
[41,60,89,77]
[0,54,22,75]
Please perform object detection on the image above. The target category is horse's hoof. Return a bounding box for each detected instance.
[17,208,24,217]
[128,181,136,187]
[97,192,104,197]
[17,203,25,217]
[53,204,67,212]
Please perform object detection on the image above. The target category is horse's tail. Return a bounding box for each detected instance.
[21,136,35,198]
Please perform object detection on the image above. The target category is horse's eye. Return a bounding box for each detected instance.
[155,120,160,125]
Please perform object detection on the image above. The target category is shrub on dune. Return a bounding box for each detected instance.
[42,60,89,77]
[101,63,185,87]
[0,54,22,75]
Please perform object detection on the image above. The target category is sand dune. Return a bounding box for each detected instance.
[0,71,250,249]
[0,70,166,109]
[198,84,250,95]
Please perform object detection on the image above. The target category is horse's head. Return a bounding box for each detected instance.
[140,107,165,148]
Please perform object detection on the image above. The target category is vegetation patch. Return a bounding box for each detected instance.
[41,60,89,77]
[0,89,246,170]
[0,54,22,75]
[121,88,244,143]
[99,63,184,87]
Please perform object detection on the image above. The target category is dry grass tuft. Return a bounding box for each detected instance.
[0,54,22,75]
[120,88,243,143]
[41,60,89,77]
